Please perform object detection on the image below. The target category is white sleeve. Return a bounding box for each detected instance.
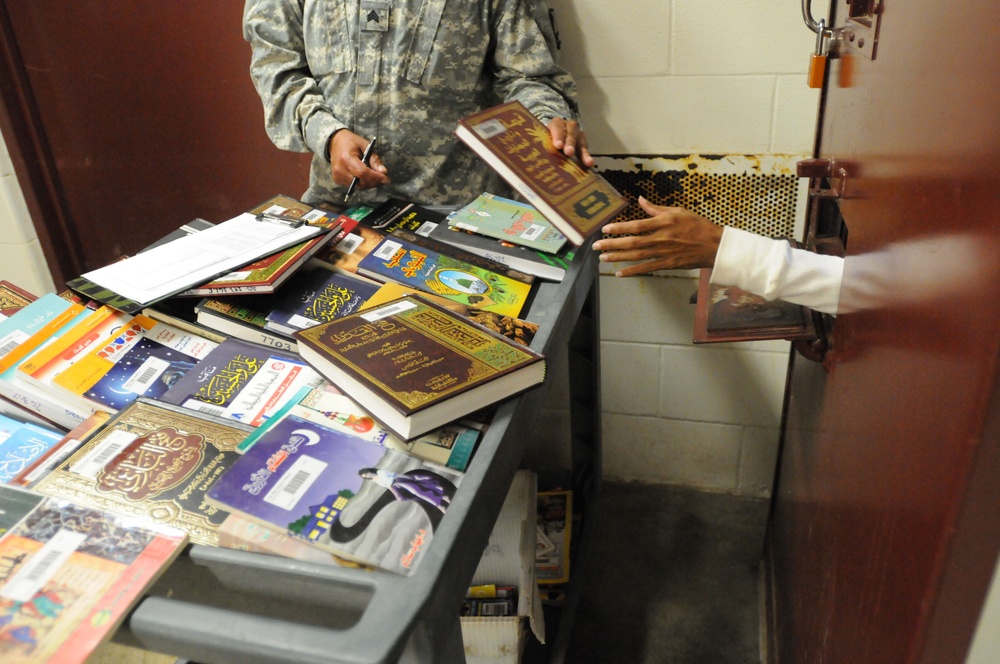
[709,226,844,315]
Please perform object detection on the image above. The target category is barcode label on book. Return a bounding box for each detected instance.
[302,209,327,222]
[521,224,545,241]
[286,314,319,331]
[0,329,30,358]
[1,528,88,602]
[362,299,417,321]
[372,239,403,261]
[264,455,327,510]
[122,356,171,394]
[25,439,83,483]
[415,222,437,236]
[181,398,227,418]
[335,233,364,255]
[472,118,506,139]
[71,430,138,478]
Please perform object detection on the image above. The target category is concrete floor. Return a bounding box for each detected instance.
[92,481,768,664]
[528,482,769,664]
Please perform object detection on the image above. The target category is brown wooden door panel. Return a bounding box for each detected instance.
[0,1,310,284]
[768,1,1000,662]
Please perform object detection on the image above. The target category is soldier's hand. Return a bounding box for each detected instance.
[546,118,595,168]
[328,129,389,190]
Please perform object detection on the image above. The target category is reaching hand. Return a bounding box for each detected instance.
[546,117,595,168]
[592,197,724,276]
[328,129,390,190]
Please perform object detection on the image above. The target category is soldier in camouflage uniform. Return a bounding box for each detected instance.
[243,0,593,206]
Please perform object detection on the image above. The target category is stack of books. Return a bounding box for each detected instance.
[0,100,626,658]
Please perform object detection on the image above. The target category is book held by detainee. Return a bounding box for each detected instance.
[294,294,545,440]
[455,100,628,246]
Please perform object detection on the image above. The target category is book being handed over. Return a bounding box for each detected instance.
[455,100,628,246]
[294,294,546,440]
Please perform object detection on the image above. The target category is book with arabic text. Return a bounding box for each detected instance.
[0,484,187,664]
[455,100,628,245]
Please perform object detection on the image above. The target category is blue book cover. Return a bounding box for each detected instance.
[206,414,462,574]
[264,268,380,335]
[83,336,201,411]
[0,293,75,360]
[158,338,322,427]
[0,413,64,483]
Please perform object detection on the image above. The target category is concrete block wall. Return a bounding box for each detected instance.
[0,0,828,497]
[541,0,829,497]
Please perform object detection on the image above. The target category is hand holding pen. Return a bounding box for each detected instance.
[328,130,389,201]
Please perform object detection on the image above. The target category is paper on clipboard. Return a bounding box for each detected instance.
[81,213,325,306]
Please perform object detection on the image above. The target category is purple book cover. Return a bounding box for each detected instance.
[206,414,461,574]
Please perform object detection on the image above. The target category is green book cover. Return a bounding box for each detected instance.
[447,193,567,254]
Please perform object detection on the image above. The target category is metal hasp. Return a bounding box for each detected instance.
[842,0,883,60]
[796,157,854,200]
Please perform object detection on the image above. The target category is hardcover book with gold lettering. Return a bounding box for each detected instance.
[455,100,628,246]
[32,398,253,546]
[294,294,546,440]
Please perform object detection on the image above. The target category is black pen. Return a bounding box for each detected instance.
[344,136,377,202]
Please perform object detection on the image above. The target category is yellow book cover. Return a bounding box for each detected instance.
[18,306,132,389]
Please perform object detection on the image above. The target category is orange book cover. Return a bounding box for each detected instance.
[0,484,187,664]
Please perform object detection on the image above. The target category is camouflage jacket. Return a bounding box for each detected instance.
[243,0,579,206]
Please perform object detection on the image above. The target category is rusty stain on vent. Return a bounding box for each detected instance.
[594,154,803,239]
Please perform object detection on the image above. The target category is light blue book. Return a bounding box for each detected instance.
[0,412,64,482]
[0,293,75,360]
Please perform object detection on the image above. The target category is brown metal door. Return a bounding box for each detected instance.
[0,1,311,285]
[767,1,1000,662]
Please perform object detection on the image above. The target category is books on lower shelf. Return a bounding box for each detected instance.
[536,489,572,586]
[455,100,628,246]
[205,412,463,574]
[32,398,253,546]
[294,294,546,441]
[0,484,187,664]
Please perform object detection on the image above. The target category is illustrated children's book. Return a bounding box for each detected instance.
[157,337,323,427]
[446,192,567,254]
[238,382,482,472]
[50,313,219,415]
[10,412,112,489]
[32,398,252,546]
[294,294,546,440]
[455,100,628,246]
[0,484,188,664]
[356,234,533,318]
[428,220,575,282]
[205,413,463,574]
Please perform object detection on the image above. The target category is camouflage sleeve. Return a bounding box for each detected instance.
[490,0,580,124]
[243,0,345,160]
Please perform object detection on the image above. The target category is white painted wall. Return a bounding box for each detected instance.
[0,0,827,497]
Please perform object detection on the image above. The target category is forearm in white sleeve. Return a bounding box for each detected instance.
[709,226,844,315]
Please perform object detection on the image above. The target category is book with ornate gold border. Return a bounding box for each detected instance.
[32,398,252,546]
[294,294,545,440]
[455,100,627,246]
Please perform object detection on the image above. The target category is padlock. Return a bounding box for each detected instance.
[808,20,827,89]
